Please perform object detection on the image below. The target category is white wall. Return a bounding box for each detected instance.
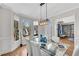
[49,18,57,37]
[72,8,79,55]
[0,6,21,55]
[0,7,12,54]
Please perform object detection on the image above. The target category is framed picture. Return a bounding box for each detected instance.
[14,20,19,41]
[34,25,38,36]
[23,25,30,37]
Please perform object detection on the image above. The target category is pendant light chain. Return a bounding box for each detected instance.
[39,3,49,25]
[40,5,42,20]
[46,3,47,20]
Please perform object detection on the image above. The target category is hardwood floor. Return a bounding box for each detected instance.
[1,38,74,56]
[1,45,28,56]
[60,38,74,56]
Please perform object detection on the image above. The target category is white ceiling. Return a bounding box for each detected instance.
[3,3,79,20]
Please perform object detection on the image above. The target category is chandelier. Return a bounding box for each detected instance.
[39,3,49,25]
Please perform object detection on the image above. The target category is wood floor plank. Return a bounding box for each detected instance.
[60,38,74,56]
